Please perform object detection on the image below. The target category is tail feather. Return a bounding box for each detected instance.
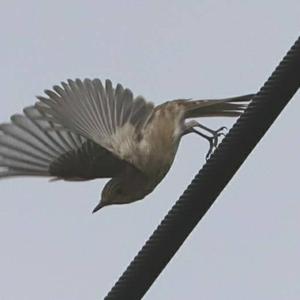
[184,94,254,118]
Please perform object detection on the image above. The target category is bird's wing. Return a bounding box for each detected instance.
[35,79,154,163]
[184,94,254,118]
[0,106,133,180]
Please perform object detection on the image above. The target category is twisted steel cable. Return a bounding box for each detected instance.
[104,36,300,300]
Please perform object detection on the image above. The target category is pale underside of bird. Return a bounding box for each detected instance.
[0,79,253,212]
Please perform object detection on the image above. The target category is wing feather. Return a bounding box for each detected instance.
[35,79,155,162]
[0,106,133,180]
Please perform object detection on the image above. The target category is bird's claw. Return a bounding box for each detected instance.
[212,126,227,147]
[215,126,227,136]
[191,125,228,160]
[205,127,227,160]
[205,138,215,160]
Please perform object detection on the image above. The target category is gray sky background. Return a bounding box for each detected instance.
[0,1,299,299]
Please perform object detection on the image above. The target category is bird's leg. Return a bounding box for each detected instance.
[184,120,227,159]
[190,128,215,159]
[196,123,227,145]
[194,122,226,147]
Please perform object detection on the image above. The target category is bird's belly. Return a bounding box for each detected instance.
[133,114,182,188]
[141,141,179,188]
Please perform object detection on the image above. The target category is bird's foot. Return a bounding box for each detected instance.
[191,129,214,159]
[211,126,227,147]
[191,126,227,160]
[205,127,227,159]
[205,136,215,160]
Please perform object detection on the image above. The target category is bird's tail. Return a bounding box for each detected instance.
[0,106,84,178]
[184,94,254,118]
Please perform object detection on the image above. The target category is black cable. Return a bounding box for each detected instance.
[104,36,300,300]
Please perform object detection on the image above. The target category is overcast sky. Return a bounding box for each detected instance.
[0,1,299,299]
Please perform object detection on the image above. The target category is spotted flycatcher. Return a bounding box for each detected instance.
[0,79,253,212]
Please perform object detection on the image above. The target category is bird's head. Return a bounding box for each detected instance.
[92,178,142,213]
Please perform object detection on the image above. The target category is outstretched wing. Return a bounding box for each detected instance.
[0,106,133,180]
[35,79,154,163]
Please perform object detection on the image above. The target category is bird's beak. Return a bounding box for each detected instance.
[92,202,105,213]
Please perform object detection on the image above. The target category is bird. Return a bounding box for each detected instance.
[0,79,253,212]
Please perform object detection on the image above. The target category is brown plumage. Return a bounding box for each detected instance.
[0,79,253,212]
